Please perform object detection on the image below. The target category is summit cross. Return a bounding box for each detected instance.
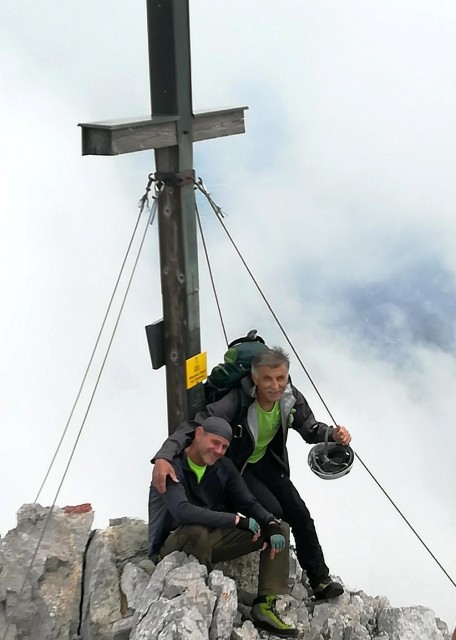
[79,0,247,434]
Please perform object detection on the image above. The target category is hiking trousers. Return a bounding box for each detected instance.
[242,451,330,588]
[159,521,290,596]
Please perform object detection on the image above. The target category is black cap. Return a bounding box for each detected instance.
[200,417,232,443]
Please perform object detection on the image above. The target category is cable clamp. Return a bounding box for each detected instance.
[154,170,195,187]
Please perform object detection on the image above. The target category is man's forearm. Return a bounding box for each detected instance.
[151,421,196,463]
[177,501,236,529]
[164,483,236,529]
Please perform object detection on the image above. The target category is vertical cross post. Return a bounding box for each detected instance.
[79,0,247,435]
[147,0,202,430]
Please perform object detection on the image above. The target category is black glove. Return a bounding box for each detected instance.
[236,516,260,535]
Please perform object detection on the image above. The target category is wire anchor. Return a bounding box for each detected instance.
[194,177,226,219]
[138,172,155,212]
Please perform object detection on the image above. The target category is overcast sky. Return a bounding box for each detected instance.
[1,0,455,629]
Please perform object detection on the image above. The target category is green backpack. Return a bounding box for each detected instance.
[203,330,269,404]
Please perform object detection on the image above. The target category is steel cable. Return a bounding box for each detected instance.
[195,199,228,347]
[194,177,456,592]
[2,192,159,640]
[33,174,156,504]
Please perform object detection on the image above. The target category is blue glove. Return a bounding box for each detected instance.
[265,518,285,551]
[269,533,286,551]
[236,516,261,535]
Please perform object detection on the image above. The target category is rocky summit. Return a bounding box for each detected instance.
[0,504,451,640]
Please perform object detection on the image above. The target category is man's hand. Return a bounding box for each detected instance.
[235,515,261,541]
[152,459,178,494]
[269,533,286,559]
[333,425,352,445]
[265,518,286,559]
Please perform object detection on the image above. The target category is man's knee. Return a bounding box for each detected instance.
[179,525,213,568]
[179,524,210,549]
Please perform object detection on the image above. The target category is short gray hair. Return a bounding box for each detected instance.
[251,347,290,375]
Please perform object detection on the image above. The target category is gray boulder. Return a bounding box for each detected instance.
[80,529,122,640]
[0,505,451,640]
[377,606,447,639]
[0,503,93,640]
[208,570,238,640]
[215,551,260,593]
[131,553,217,639]
[120,562,150,613]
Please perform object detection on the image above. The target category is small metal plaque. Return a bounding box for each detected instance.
[145,320,165,370]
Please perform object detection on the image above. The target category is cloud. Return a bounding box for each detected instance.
[340,259,456,357]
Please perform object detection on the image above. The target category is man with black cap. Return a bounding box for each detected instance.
[148,416,299,638]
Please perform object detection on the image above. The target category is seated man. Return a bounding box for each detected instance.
[152,347,352,601]
[148,416,298,638]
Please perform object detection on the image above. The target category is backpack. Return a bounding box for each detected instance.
[203,330,269,404]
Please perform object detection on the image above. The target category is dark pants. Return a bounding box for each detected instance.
[242,450,329,588]
[159,522,290,596]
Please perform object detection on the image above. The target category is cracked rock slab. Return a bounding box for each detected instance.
[0,503,93,640]
[377,606,446,640]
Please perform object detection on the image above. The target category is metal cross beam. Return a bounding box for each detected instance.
[79,0,247,434]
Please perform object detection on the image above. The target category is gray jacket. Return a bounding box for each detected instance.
[153,377,334,477]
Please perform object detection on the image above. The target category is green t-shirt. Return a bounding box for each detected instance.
[248,402,281,464]
[186,456,207,483]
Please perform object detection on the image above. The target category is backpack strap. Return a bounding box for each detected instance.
[231,386,253,433]
[228,329,265,349]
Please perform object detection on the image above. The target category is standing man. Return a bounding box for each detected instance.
[149,415,298,638]
[152,347,352,601]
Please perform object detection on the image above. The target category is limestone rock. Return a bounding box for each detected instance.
[112,617,134,640]
[120,563,150,613]
[208,570,238,640]
[0,503,93,640]
[289,547,303,586]
[105,518,148,564]
[131,553,216,640]
[131,550,189,626]
[215,551,260,593]
[377,605,446,639]
[80,529,122,640]
[230,620,260,639]
[1,505,452,640]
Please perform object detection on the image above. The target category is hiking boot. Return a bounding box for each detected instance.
[313,577,344,601]
[251,595,299,638]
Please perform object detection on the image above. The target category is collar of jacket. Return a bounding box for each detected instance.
[180,450,220,476]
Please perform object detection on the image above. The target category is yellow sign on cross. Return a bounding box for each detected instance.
[186,352,207,389]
